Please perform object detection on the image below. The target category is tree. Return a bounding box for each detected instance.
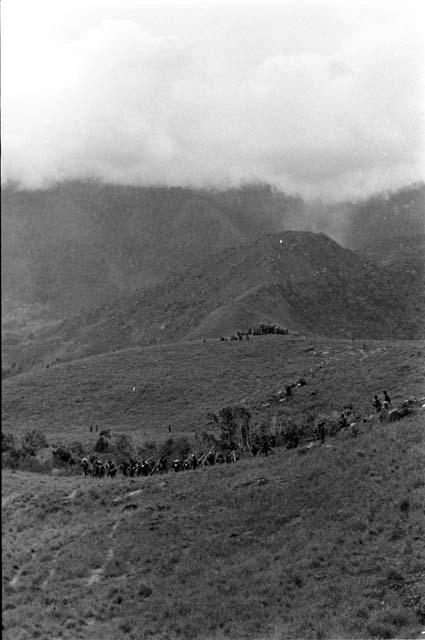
[94,435,109,453]
[2,432,15,452]
[22,430,48,454]
[114,434,133,458]
[214,406,252,452]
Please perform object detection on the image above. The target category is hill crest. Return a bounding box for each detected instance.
[3,230,424,375]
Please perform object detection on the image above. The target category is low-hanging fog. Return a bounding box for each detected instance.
[2,0,424,200]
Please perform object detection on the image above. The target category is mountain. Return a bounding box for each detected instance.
[3,180,423,321]
[2,181,303,318]
[3,230,424,375]
[344,183,425,251]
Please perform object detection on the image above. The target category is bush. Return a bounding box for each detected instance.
[366,607,413,639]
[138,584,152,598]
[22,430,48,454]
[69,440,84,457]
[159,436,191,460]
[210,405,252,451]
[137,440,159,460]
[114,434,134,459]
[94,435,109,453]
[2,432,15,453]
[2,448,22,469]
[52,447,74,466]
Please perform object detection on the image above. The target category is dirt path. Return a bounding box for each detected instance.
[86,518,121,586]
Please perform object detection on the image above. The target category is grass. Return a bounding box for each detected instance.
[2,335,424,447]
[2,335,425,639]
[2,411,425,639]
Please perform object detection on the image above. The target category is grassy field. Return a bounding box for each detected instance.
[2,335,424,448]
[2,336,425,639]
[2,412,425,640]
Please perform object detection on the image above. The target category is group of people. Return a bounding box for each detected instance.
[220,324,289,342]
[77,387,418,481]
[80,449,239,478]
[372,390,392,420]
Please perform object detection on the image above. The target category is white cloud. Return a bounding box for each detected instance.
[2,0,424,198]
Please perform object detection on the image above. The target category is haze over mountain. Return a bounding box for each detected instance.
[1,181,303,317]
[3,180,424,322]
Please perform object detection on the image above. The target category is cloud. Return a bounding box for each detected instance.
[2,0,424,198]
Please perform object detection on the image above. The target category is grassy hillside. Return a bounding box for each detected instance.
[2,336,424,446]
[3,230,424,376]
[3,333,425,639]
[2,411,424,640]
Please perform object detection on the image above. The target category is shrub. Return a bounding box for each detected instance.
[69,441,84,457]
[208,405,253,451]
[138,584,152,598]
[137,440,159,460]
[22,430,48,454]
[94,435,109,453]
[366,607,413,639]
[114,434,134,459]
[2,449,22,469]
[399,498,410,513]
[1,432,15,452]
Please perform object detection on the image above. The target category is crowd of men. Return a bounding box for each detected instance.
[220,324,289,342]
[80,449,239,478]
[77,388,420,480]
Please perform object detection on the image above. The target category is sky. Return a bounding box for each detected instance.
[2,0,425,199]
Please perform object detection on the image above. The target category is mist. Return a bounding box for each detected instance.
[2,0,424,199]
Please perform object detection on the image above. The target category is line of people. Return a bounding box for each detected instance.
[80,449,239,478]
[79,389,419,480]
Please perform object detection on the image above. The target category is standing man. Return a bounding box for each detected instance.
[317,420,326,445]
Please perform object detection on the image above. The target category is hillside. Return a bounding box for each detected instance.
[3,230,424,375]
[346,183,425,250]
[2,181,299,318]
[305,183,425,250]
[3,181,424,323]
[3,330,424,640]
[2,335,424,442]
[3,416,424,640]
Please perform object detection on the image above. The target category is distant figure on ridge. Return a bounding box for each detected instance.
[381,391,391,421]
[317,420,326,444]
[372,395,382,414]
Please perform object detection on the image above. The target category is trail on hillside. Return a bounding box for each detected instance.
[86,518,121,586]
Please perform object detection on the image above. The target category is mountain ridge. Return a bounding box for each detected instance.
[3,181,423,320]
[3,229,424,376]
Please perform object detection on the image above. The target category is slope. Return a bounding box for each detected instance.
[2,334,424,443]
[2,406,424,640]
[2,181,295,318]
[4,229,425,376]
